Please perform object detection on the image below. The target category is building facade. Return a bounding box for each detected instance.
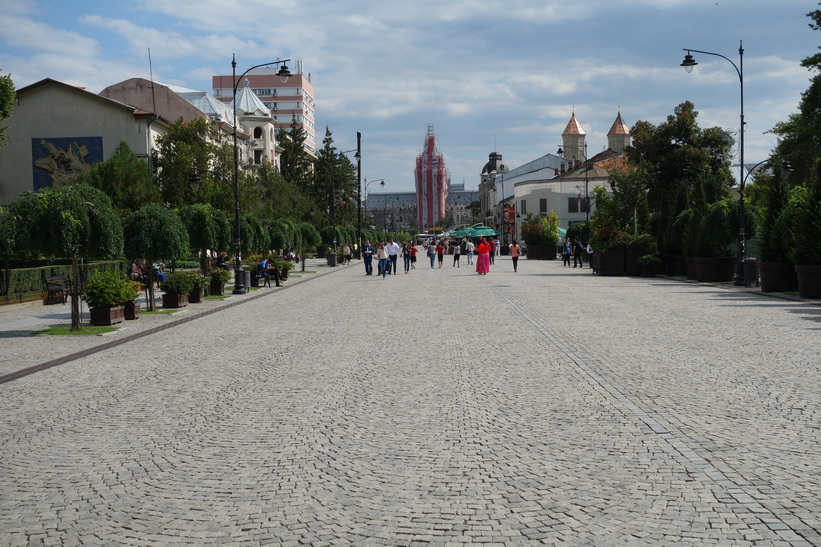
[0,79,168,206]
[212,60,316,157]
[415,125,449,231]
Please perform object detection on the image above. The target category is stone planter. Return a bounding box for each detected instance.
[124,301,140,320]
[795,264,821,299]
[596,249,625,276]
[162,293,188,309]
[685,256,698,280]
[188,288,205,304]
[525,244,557,260]
[759,262,798,293]
[695,257,736,282]
[664,254,686,277]
[625,250,644,277]
[89,305,125,326]
[209,282,225,296]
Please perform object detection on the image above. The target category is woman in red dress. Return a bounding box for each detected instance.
[475,237,491,275]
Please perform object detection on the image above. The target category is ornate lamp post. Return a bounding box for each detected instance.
[680,41,746,285]
[230,54,291,293]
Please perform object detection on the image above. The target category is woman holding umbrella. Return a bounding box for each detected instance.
[475,237,491,275]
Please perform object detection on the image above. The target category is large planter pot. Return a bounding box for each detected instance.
[90,305,125,326]
[526,244,557,260]
[188,288,205,304]
[664,254,686,277]
[759,262,798,293]
[625,250,644,277]
[795,264,821,299]
[124,301,140,320]
[162,293,188,309]
[280,269,289,281]
[209,282,225,296]
[597,249,625,276]
[695,257,736,282]
[685,256,698,280]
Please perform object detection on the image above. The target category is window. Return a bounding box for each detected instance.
[568,197,590,213]
[253,127,262,138]
[520,200,526,215]
[539,198,547,214]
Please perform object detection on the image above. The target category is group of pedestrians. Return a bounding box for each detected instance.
[361,236,525,278]
[561,236,592,268]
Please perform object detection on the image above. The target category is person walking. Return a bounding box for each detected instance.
[428,240,437,268]
[573,237,585,268]
[476,236,491,275]
[452,241,461,267]
[362,239,375,275]
[376,242,389,279]
[586,241,593,268]
[386,238,401,275]
[436,241,445,268]
[489,237,496,265]
[562,236,572,268]
[509,239,521,272]
[402,240,413,274]
[465,239,475,265]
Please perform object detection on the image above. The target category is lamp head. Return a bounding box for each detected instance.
[681,52,697,73]
[277,63,291,83]
[188,170,202,192]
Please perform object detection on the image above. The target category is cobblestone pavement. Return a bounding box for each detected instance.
[1,256,820,546]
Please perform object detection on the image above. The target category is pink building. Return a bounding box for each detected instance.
[415,125,449,231]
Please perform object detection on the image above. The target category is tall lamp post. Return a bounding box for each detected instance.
[680,41,746,285]
[230,54,291,293]
[364,179,385,227]
[557,144,589,222]
[341,139,362,257]
[486,170,505,244]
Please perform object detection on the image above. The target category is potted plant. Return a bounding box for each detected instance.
[695,200,742,282]
[790,184,821,298]
[275,259,293,281]
[209,267,231,296]
[520,212,559,260]
[187,273,209,303]
[123,280,142,320]
[160,272,195,308]
[624,233,657,276]
[84,271,131,326]
[759,190,800,292]
[636,254,661,277]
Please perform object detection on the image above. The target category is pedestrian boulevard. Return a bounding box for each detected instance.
[1,256,820,546]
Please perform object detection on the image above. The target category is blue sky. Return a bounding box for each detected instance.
[1,0,818,193]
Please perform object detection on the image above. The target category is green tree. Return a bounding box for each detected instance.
[153,117,217,209]
[123,204,189,310]
[278,116,312,187]
[178,203,231,273]
[75,141,161,216]
[0,70,14,145]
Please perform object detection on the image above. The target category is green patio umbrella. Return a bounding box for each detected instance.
[466,225,499,238]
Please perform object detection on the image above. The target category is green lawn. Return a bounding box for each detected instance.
[36,325,118,335]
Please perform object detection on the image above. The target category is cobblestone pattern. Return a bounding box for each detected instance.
[0,257,819,545]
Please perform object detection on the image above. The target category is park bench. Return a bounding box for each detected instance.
[44,274,69,305]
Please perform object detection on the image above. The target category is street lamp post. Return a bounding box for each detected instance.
[341,139,362,257]
[364,179,385,226]
[557,144,589,222]
[680,41,746,285]
[230,54,291,293]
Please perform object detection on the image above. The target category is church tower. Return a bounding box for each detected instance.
[607,111,631,154]
[561,111,586,162]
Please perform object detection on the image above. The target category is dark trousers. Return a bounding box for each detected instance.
[574,253,583,267]
[364,255,373,274]
[389,254,398,274]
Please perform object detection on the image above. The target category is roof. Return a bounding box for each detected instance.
[234,79,270,116]
[562,112,586,136]
[607,112,630,136]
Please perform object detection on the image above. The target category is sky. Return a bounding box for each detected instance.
[1,0,818,194]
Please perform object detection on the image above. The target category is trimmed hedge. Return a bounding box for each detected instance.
[2,260,127,296]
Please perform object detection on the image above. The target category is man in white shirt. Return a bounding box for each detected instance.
[386,238,402,275]
[465,240,475,265]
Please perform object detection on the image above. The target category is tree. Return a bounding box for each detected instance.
[278,116,312,188]
[75,141,161,216]
[123,204,189,310]
[0,70,14,146]
[178,203,231,273]
[153,118,217,209]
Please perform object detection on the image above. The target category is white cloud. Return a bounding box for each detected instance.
[0,14,99,56]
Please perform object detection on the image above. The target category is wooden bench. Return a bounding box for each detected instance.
[45,274,69,305]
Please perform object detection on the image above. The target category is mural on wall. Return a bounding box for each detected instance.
[32,137,103,190]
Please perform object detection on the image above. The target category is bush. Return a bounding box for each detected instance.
[624,233,658,253]
[636,254,661,268]
[210,268,231,285]
[161,272,196,295]
[790,184,821,264]
[84,271,133,308]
